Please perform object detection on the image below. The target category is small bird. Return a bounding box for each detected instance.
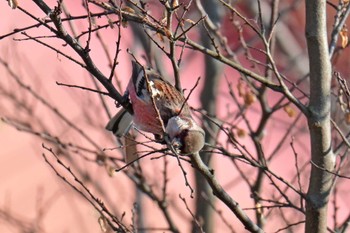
[106,61,205,155]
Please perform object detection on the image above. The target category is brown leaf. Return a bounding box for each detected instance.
[104,164,115,177]
[172,0,179,8]
[256,203,263,215]
[244,92,256,106]
[345,112,350,125]
[340,26,348,49]
[8,0,18,9]
[283,105,296,118]
[236,128,246,138]
[237,81,244,97]
[98,216,108,232]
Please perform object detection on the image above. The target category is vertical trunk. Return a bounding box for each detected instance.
[193,1,224,232]
[194,34,223,233]
[305,1,335,232]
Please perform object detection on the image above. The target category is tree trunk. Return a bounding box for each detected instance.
[305,1,335,232]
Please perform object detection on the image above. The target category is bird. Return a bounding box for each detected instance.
[106,61,205,155]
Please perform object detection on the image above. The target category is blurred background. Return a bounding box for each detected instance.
[1,0,350,232]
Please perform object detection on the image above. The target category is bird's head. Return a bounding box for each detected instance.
[166,116,205,155]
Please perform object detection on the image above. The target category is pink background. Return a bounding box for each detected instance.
[1,1,350,233]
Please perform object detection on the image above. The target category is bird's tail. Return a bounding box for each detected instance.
[105,109,133,137]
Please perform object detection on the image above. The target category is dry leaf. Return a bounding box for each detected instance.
[237,81,244,97]
[244,92,256,106]
[98,216,108,232]
[104,164,115,177]
[283,105,296,118]
[236,128,246,138]
[8,0,18,9]
[256,203,263,215]
[340,26,348,49]
[345,112,350,125]
[172,0,179,8]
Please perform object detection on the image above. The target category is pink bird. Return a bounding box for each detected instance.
[106,61,205,155]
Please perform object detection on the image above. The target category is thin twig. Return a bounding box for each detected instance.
[56,81,111,96]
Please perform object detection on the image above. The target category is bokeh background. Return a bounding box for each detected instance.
[1,1,350,233]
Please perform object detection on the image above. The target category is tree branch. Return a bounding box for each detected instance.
[31,0,131,113]
[190,153,263,233]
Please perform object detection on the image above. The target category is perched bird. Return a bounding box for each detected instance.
[106,61,205,155]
